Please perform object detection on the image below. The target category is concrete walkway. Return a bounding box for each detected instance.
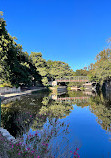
[1,87,46,101]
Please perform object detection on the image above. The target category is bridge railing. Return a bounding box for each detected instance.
[55,76,89,82]
[57,96,90,103]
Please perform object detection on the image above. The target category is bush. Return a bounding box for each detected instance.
[0,82,13,88]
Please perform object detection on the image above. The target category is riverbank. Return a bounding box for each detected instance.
[1,87,47,101]
[0,132,10,158]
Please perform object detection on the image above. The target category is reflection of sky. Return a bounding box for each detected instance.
[64,105,111,158]
[1,92,111,158]
[23,104,111,158]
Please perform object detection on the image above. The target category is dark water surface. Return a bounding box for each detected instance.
[1,90,111,158]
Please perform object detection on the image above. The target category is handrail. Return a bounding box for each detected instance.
[55,76,89,81]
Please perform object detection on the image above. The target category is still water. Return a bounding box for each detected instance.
[1,90,111,158]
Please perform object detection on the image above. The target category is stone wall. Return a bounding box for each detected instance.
[0,87,21,94]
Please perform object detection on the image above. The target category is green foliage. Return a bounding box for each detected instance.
[30,52,49,86]
[0,82,12,87]
[0,11,3,16]
[0,14,42,87]
[67,87,71,91]
[47,60,74,79]
[75,69,89,76]
[67,82,84,88]
[80,87,85,90]
[88,49,111,84]
[89,93,111,132]
[0,12,75,87]
[0,119,73,158]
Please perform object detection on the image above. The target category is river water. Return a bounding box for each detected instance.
[1,89,111,158]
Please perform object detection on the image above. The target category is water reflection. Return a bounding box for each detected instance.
[22,118,75,158]
[51,90,93,108]
[0,89,111,157]
[89,91,111,132]
[1,93,47,137]
[54,90,111,132]
[1,92,73,137]
[1,90,111,137]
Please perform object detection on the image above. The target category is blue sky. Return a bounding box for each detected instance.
[1,0,111,71]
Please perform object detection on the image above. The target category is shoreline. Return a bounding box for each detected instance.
[1,87,47,101]
[0,87,47,157]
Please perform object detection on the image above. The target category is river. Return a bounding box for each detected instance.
[1,89,111,158]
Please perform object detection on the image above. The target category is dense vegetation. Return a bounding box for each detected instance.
[88,48,111,84]
[0,11,111,88]
[0,12,42,87]
[0,12,75,87]
[47,60,74,79]
[89,92,111,132]
[74,69,89,76]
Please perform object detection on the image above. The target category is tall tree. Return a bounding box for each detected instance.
[30,52,49,86]
[75,69,89,76]
[47,60,74,79]
[88,49,111,84]
[0,13,41,87]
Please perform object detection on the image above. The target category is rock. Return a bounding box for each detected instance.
[0,128,17,144]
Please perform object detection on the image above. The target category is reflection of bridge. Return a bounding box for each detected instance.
[57,96,90,102]
[56,76,89,83]
[51,95,90,102]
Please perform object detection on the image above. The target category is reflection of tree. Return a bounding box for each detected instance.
[1,94,73,137]
[89,93,111,132]
[67,90,87,97]
[42,97,50,105]
[1,95,45,137]
[31,114,47,131]
[56,90,91,108]
[1,106,37,137]
[31,99,73,131]
[39,100,73,119]
[58,99,90,108]
[75,102,89,107]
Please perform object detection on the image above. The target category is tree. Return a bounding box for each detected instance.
[88,49,111,84]
[75,69,89,76]
[0,13,41,87]
[30,52,49,86]
[47,60,74,79]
